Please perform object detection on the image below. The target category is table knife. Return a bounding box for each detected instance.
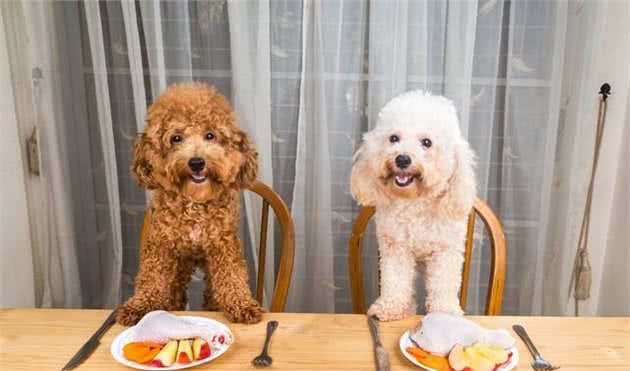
[62,309,118,371]
[367,315,391,371]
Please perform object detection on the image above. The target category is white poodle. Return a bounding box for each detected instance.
[350,90,476,321]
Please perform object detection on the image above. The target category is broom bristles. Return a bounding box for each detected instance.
[575,250,592,300]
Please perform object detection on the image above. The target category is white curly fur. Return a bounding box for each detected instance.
[351,90,476,321]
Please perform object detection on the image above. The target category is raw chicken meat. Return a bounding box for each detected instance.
[409,312,514,356]
[125,311,232,350]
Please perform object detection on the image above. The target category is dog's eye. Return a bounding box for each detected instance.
[204,132,216,141]
[389,135,400,143]
[421,138,432,148]
[170,135,183,144]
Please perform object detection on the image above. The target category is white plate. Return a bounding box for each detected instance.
[399,330,519,371]
[111,316,234,370]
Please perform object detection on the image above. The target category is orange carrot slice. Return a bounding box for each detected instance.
[123,342,164,364]
[406,346,451,371]
[137,346,162,364]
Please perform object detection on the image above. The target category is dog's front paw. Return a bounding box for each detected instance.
[117,300,150,326]
[223,299,263,324]
[368,297,415,321]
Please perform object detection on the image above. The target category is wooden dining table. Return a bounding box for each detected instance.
[0,309,628,370]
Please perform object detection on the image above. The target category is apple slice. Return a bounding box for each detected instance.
[471,343,509,364]
[150,340,178,367]
[464,346,496,371]
[448,344,467,370]
[449,343,510,371]
[192,338,211,360]
[176,339,193,364]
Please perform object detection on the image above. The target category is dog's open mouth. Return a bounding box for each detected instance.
[394,174,414,187]
[391,171,423,188]
[190,173,208,183]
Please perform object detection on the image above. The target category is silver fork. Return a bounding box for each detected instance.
[513,325,560,371]
[252,320,279,367]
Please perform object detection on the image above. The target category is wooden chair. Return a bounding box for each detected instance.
[139,180,295,312]
[348,197,506,315]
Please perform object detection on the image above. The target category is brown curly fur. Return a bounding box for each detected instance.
[117,83,263,326]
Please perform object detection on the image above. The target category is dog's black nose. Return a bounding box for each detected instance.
[395,154,412,169]
[188,157,205,172]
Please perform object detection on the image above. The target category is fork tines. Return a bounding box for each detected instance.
[253,355,273,367]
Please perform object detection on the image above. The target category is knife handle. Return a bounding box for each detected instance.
[368,316,382,346]
[512,324,542,359]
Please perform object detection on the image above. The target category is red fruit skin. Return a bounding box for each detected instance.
[451,349,512,371]
[198,343,211,359]
[178,352,192,364]
[149,360,165,367]
[492,351,513,371]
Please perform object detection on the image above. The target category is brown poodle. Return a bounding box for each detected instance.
[116,83,263,326]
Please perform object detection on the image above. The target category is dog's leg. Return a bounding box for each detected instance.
[368,234,417,321]
[201,265,220,311]
[116,247,181,326]
[202,287,220,311]
[172,257,196,310]
[424,247,464,315]
[205,236,263,324]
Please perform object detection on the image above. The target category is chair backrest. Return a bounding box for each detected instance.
[348,196,506,315]
[139,180,295,312]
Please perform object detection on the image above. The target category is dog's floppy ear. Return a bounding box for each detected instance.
[350,145,377,206]
[235,129,258,189]
[440,139,476,219]
[131,133,158,190]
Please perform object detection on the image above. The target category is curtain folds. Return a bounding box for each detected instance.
[83,1,124,308]
[138,1,166,96]
[3,0,627,316]
[0,4,36,308]
[121,0,147,133]
[500,0,569,315]
[542,0,630,316]
[367,0,410,125]
[227,0,276,307]
[285,0,336,312]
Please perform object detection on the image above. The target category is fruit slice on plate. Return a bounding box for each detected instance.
[122,342,163,364]
[176,340,194,364]
[472,343,510,364]
[405,347,451,371]
[448,343,510,371]
[150,340,178,367]
[192,338,211,360]
[448,344,467,370]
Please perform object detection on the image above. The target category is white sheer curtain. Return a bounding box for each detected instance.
[2,1,119,308]
[284,0,337,312]
[83,1,124,308]
[3,0,628,316]
[0,5,35,308]
[542,0,630,316]
[227,0,276,307]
